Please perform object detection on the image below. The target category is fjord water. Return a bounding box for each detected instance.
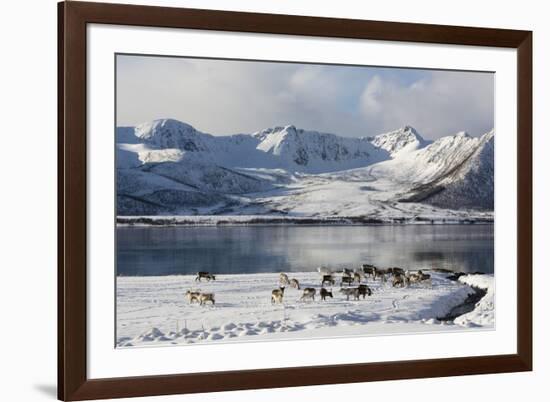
[116,225,493,276]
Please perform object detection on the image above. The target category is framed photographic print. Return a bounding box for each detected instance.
[58,1,532,400]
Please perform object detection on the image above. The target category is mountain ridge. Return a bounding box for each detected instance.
[116,118,494,218]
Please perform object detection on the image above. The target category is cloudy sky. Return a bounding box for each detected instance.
[116,54,494,140]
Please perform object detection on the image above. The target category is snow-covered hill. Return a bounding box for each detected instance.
[116,119,494,220]
[400,130,494,209]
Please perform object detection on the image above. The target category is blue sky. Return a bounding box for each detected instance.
[116,54,494,140]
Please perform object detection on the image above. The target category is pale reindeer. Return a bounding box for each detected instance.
[279,273,290,286]
[271,286,285,304]
[300,287,316,302]
[406,270,432,287]
[198,293,215,306]
[185,290,200,304]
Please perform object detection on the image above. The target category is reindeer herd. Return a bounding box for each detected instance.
[185,264,432,307]
[270,264,431,304]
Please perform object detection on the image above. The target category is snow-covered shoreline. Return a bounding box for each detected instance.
[454,274,495,327]
[116,215,494,227]
[116,271,494,348]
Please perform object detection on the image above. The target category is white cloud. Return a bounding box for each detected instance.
[359,71,494,138]
[116,55,493,139]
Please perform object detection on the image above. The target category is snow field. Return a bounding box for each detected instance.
[116,271,494,347]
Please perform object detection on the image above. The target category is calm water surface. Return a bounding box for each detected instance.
[116,225,494,276]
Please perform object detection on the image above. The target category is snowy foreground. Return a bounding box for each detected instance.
[116,271,494,347]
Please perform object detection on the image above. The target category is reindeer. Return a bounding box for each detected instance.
[357,284,372,298]
[195,271,216,282]
[353,272,363,284]
[388,267,405,277]
[340,287,360,301]
[417,270,432,286]
[198,293,215,306]
[362,264,378,280]
[289,278,301,290]
[279,273,290,286]
[185,290,201,304]
[406,271,420,285]
[392,274,406,288]
[321,274,335,286]
[406,270,432,287]
[271,287,285,304]
[377,269,388,283]
[320,288,333,301]
[341,275,354,286]
[300,287,316,302]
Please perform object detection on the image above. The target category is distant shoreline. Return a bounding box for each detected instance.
[116,215,494,227]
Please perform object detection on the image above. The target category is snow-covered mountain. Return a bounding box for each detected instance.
[252,125,388,172]
[400,130,494,210]
[118,119,388,172]
[116,119,494,220]
[369,126,430,157]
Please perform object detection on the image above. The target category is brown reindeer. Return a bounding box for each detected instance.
[320,288,333,301]
[321,274,335,286]
[195,271,216,281]
[341,275,354,286]
[358,284,372,298]
[392,274,406,288]
[362,264,378,280]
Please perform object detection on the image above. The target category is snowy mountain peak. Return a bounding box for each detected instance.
[135,119,210,151]
[454,131,471,138]
[480,129,495,143]
[284,124,297,132]
[402,125,418,134]
[253,124,389,170]
[370,125,428,157]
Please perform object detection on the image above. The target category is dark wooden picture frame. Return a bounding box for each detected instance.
[58,1,532,400]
